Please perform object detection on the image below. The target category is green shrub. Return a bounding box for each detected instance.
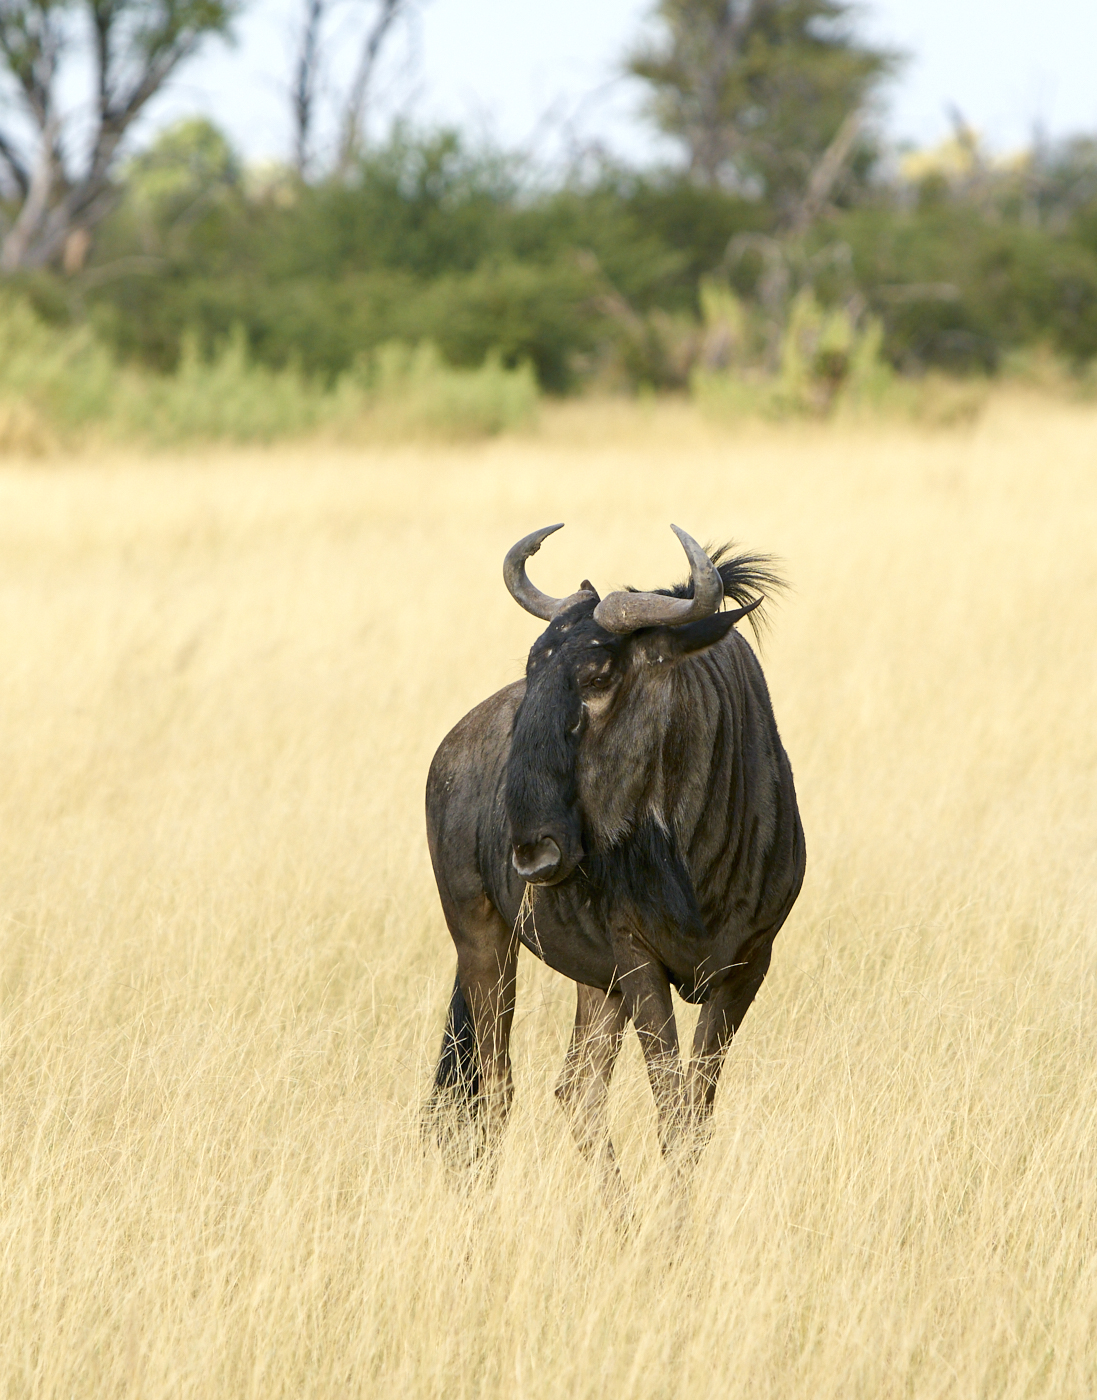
[689,285,990,425]
[354,342,538,438]
[83,126,764,390]
[114,328,336,443]
[839,204,1097,371]
[0,298,116,432]
[0,298,538,450]
[691,287,895,419]
[19,123,1097,394]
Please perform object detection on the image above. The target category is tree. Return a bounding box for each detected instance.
[0,0,239,272]
[628,0,895,227]
[289,0,421,180]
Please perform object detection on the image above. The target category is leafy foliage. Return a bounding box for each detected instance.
[4,0,1097,418]
[0,293,538,449]
[6,98,1097,420]
[628,0,895,218]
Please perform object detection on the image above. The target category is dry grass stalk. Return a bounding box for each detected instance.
[0,396,1094,1396]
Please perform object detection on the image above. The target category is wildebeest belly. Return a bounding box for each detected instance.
[640,921,778,1002]
[491,871,769,1004]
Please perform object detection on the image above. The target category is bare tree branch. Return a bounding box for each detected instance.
[336,0,405,177]
[285,0,422,181]
[0,0,63,128]
[0,0,239,271]
[0,127,31,195]
[0,112,55,268]
[787,107,862,234]
[292,0,326,175]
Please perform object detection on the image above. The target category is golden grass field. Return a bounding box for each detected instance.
[0,395,1095,1397]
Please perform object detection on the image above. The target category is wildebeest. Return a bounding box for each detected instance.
[425,524,805,1184]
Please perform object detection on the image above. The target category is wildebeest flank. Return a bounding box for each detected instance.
[426,525,805,1188]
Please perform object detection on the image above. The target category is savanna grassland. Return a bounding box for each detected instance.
[0,396,1095,1398]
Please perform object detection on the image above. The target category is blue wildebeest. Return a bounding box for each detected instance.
[425,525,805,1183]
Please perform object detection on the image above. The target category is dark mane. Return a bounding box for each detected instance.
[630,544,787,641]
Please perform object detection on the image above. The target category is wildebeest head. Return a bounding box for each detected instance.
[502,524,764,886]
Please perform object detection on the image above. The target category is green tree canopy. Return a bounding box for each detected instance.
[629,0,896,224]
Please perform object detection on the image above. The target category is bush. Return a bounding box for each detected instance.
[0,299,538,451]
[82,126,765,391]
[354,342,538,438]
[115,328,337,443]
[838,205,1097,371]
[17,123,1097,396]
[691,286,894,418]
[690,285,989,425]
[0,298,116,438]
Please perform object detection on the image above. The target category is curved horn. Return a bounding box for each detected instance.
[504,524,587,621]
[593,525,724,634]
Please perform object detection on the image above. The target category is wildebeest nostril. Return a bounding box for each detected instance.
[512,836,562,881]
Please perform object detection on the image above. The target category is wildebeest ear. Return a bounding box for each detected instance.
[667,599,761,656]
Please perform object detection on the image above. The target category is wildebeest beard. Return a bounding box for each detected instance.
[580,816,708,945]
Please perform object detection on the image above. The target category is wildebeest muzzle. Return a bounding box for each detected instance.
[507,737,586,885]
[511,830,579,885]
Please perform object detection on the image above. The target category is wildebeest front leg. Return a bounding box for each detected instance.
[454,896,519,1155]
[612,935,685,1157]
[683,941,773,1156]
[555,983,629,1211]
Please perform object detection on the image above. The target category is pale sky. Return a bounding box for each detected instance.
[144,0,1097,167]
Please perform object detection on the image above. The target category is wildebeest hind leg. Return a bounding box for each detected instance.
[683,941,773,1158]
[555,983,629,1217]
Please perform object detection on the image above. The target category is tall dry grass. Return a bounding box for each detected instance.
[0,396,1095,1397]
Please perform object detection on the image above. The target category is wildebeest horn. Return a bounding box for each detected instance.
[593,525,724,633]
[503,525,598,621]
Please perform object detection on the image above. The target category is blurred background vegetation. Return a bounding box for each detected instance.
[3,0,1097,444]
